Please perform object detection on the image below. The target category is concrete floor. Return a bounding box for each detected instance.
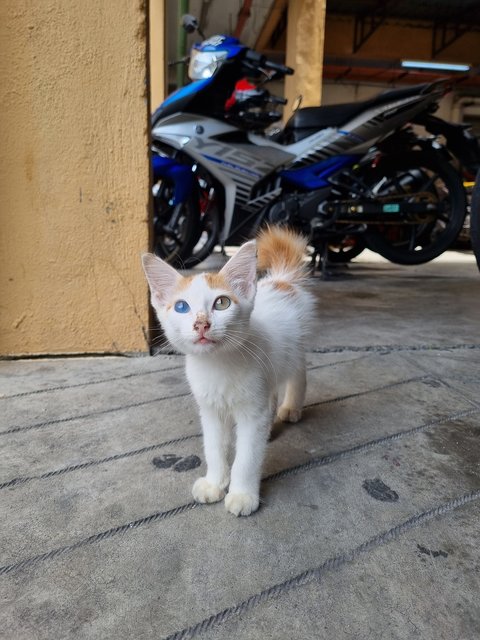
[1,250,479,640]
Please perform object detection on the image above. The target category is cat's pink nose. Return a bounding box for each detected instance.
[194,315,211,333]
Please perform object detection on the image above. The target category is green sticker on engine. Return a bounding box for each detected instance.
[383,204,400,213]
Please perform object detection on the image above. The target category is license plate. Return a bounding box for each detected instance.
[383,204,400,213]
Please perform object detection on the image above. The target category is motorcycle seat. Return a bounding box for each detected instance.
[283,84,431,142]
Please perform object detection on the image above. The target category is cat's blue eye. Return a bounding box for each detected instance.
[213,296,231,311]
[174,300,190,314]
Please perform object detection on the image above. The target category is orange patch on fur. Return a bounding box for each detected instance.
[256,226,308,279]
[272,280,296,294]
[175,275,196,292]
[204,273,239,303]
[204,272,228,289]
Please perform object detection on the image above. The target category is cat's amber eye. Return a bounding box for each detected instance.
[213,296,231,311]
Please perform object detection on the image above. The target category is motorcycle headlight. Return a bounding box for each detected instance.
[188,50,228,80]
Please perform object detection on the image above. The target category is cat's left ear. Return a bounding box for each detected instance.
[141,253,180,306]
[220,240,257,302]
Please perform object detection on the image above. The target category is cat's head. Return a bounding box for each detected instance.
[142,242,257,356]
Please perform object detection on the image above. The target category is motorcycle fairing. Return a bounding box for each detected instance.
[154,78,214,119]
[152,79,447,245]
[151,155,193,204]
[261,93,438,168]
[153,114,295,243]
[282,83,434,140]
[280,155,361,189]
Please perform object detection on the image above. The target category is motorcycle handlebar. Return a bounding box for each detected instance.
[263,59,294,76]
[269,94,288,105]
[244,50,294,76]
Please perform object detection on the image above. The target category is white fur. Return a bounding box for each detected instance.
[142,242,317,516]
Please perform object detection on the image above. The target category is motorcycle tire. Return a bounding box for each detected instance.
[182,205,220,268]
[363,150,466,265]
[153,183,201,269]
[327,236,366,263]
[470,169,480,272]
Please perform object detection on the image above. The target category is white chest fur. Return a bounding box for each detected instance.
[186,351,269,411]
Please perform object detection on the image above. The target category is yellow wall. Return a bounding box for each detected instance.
[284,0,326,119]
[0,1,152,356]
[324,15,480,62]
[149,0,166,111]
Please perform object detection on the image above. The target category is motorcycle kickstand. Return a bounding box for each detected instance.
[315,242,352,280]
[308,245,331,279]
[319,242,335,280]
[309,251,318,275]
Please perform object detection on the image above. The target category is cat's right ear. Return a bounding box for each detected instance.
[141,253,180,306]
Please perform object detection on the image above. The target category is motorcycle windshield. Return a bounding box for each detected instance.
[191,35,244,57]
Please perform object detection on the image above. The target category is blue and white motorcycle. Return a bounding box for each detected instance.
[151,29,466,270]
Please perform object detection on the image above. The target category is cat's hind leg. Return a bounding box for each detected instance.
[192,405,232,504]
[277,355,306,423]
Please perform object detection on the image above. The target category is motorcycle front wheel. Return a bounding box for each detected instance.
[153,180,201,268]
[363,151,466,265]
[182,174,221,268]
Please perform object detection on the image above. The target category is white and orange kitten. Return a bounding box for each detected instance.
[142,227,317,516]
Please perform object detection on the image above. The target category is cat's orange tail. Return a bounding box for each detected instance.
[256,226,308,281]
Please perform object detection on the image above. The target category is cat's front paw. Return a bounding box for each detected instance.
[225,491,259,517]
[192,477,225,504]
[277,405,302,423]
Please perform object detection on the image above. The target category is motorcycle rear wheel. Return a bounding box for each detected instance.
[153,181,200,269]
[364,151,466,265]
[327,236,366,263]
[470,169,480,272]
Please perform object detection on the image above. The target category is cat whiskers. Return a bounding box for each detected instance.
[217,334,249,367]
[222,332,278,385]
[149,331,192,356]
[227,331,289,374]
[149,334,169,348]
[225,330,276,373]
[148,338,171,354]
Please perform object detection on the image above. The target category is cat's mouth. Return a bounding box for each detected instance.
[195,337,216,346]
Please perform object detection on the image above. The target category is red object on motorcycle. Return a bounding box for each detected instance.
[225,78,258,110]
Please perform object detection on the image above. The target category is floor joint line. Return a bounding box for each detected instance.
[1,405,478,576]
[163,489,480,640]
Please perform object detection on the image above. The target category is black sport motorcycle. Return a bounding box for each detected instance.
[151,26,467,272]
